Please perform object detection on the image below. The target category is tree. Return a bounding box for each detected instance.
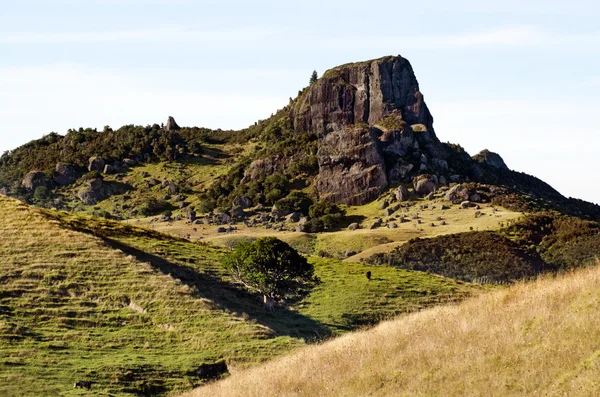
[222,237,315,310]
[309,70,318,84]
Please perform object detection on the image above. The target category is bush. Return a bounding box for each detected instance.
[276,191,313,214]
[137,198,170,216]
[222,237,316,309]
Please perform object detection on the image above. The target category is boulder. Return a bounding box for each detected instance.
[187,210,197,222]
[445,184,470,204]
[87,178,103,190]
[344,250,357,257]
[77,187,101,205]
[122,158,137,167]
[88,157,105,172]
[166,181,178,195]
[54,163,78,186]
[148,178,160,187]
[233,196,253,209]
[22,171,48,191]
[231,206,246,219]
[348,222,359,231]
[431,158,449,170]
[461,201,475,209]
[413,177,435,196]
[470,193,482,203]
[379,201,389,210]
[103,164,115,174]
[214,213,231,225]
[439,175,448,186]
[394,185,410,202]
[285,212,302,223]
[369,218,383,229]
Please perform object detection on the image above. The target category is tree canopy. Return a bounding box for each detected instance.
[222,237,315,310]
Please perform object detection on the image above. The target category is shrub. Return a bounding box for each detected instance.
[276,191,313,215]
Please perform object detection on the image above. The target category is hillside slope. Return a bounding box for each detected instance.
[0,195,479,396]
[182,260,600,397]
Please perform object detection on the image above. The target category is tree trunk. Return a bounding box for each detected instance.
[263,295,275,311]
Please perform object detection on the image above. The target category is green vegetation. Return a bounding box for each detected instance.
[223,238,316,310]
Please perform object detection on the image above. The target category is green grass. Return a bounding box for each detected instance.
[0,196,484,396]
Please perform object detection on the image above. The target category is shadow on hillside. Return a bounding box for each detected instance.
[102,238,332,342]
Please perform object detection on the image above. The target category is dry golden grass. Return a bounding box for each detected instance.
[181,261,600,397]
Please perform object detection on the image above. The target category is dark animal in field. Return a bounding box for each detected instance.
[74,380,92,390]
[193,360,229,381]
[366,271,372,280]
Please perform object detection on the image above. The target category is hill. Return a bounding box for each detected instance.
[180,259,600,397]
[0,195,479,396]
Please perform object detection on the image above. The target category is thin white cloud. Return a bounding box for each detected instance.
[0,25,273,44]
[316,26,600,51]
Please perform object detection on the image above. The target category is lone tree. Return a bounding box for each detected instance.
[222,237,315,310]
[309,70,318,84]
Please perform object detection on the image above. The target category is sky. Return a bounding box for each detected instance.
[1,0,599,204]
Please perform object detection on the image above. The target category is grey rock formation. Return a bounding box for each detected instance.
[54,163,78,186]
[472,149,509,170]
[315,125,388,205]
[395,185,410,202]
[165,116,181,132]
[413,176,435,196]
[78,187,101,205]
[290,55,449,205]
[22,171,48,191]
[233,196,253,209]
[445,184,470,203]
[87,178,103,190]
[88,157,105,172]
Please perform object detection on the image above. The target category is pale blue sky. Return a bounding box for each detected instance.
[1,0,599,203]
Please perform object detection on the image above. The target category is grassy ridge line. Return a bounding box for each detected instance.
[182,260,600,397]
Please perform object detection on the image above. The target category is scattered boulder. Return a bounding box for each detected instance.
[140,171,150,178]
[439,175,448,186]
[470,193,482,203]
[216,227,227,233]
[369,218,383,229]
[87,178,103,190]
[103,164,115,174]
[22,171,48,191]
[461,201,476,209]
[122,158,136,167]
[348,222,359,231]
[445,184,470,204]
[394,185,410,202]
[233,196,253,209]
[54,163,78,186]
[78,187,101,205]
[413,176,435,196]
[345,250,357,257]
[379,201,389,210]
[88,157,105,172]
[215,213,231,225]
[166,181,178,195]
[285,212,302,223]
[431,158,449,170]
[148,178,160,187]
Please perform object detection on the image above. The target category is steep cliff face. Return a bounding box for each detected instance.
[290,55,447,204]
[292,56,435,134]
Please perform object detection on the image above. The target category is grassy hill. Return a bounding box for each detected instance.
[181,260,600,397]
[0,195,480,396]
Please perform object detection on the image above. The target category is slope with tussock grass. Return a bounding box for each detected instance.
[182,260,600,397]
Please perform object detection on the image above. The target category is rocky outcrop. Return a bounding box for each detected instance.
[165,116,180,132]
[472,150,508,170]
[22,171,48,191]
[315,125,388,205]
[54,163,78,186]
[290,55,450,205]
[293,56,435,135]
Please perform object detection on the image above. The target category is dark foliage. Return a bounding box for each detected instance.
[368,231,550,283]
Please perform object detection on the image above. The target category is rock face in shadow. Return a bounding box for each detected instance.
[315,126,388,205]
[291,55,447,205]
